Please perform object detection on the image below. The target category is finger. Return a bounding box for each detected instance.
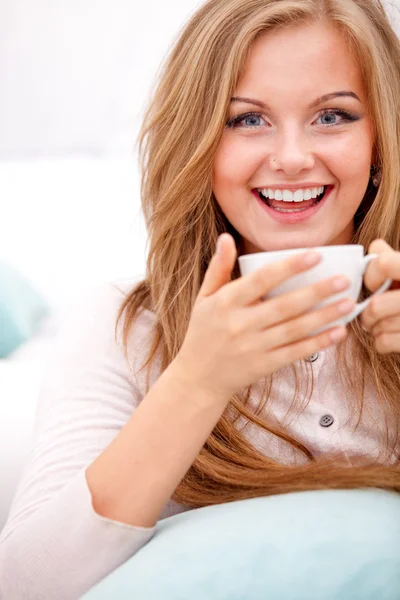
[368,239,392,256]
[364,240,396,293]
[224,250,322,307]
[371,315,400,337]
[268,325,348,371]
[261,296,354,350]
[374,332,400,354]
[360,289,400,330]
[198,233,237,298]
[245,273,352,330]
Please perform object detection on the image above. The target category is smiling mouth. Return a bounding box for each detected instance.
[257,187,328,212]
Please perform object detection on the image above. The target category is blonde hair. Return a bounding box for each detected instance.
[117,0,400,507]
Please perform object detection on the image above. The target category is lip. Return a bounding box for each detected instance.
[254,183,330,191]
[252,185,333,224]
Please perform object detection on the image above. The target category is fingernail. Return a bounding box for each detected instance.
[332,276,351,291]
[303,251,321,266]
[216,237,223,255]
[330,328,347,342]
[338,299,354,313]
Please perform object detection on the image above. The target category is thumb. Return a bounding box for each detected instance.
[198,233,237,298]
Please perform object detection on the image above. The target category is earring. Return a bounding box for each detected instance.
[370,164,382,187]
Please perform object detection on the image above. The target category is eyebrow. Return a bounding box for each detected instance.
[230,91,361,110]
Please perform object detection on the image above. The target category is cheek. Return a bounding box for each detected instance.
[213,138,261,191]
[329,126,374,181]
[335,149,371,179]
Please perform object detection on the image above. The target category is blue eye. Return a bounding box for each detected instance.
[316,109,360,127]
[319,112,339,125]
[226,112,266,129]
[242,114,263,127]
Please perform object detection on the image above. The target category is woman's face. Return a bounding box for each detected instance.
[212,22,375,254]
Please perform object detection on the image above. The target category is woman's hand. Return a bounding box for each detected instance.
[360,239,400,354]
[175,233,355,402]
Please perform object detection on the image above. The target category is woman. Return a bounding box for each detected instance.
[1,1,399,598]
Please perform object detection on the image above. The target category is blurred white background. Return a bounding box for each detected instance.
[0,0,204,312]
[0,0,399,529]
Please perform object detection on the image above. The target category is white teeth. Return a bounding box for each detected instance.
[259,186,325,202]
[304,189,312,200]
[293,189,304,202]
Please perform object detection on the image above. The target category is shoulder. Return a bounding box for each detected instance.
[57,277,157,346]
[51,278,160,388]
[33,278,160,422]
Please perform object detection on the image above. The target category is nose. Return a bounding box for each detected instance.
[269,126,315,175]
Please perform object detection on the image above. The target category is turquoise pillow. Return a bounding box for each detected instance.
[0,262,49,358]
[84,489,400,600]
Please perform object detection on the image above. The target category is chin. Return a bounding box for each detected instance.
[244,238,321,254]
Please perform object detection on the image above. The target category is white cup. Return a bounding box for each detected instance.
[238,245,392,335]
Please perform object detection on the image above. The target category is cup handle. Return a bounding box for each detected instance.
[346,253,392,322]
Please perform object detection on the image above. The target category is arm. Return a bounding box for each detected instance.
[86,356,229,528]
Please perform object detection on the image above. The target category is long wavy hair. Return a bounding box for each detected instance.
[116,0,400,507]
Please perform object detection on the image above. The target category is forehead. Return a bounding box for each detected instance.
[236,21,366,101]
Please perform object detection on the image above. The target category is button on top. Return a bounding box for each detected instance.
[306,353,319,363]
[319,414,334,428]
